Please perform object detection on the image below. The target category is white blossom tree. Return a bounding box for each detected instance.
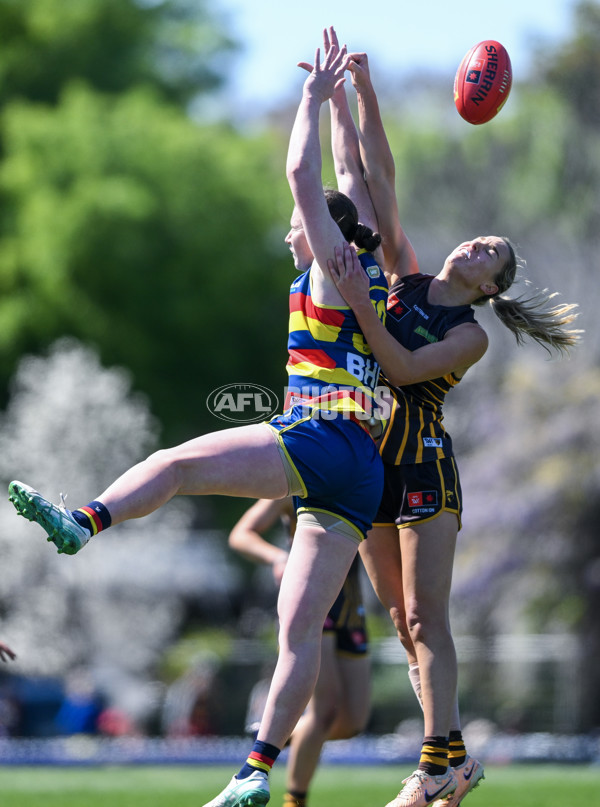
[0,339,237,726]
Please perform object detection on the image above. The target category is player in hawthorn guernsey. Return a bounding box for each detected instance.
[323,27,580,807]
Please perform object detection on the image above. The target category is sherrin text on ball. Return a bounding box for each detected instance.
[454,40,512,124]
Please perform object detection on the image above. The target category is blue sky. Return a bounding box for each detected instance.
[212,0,577,114]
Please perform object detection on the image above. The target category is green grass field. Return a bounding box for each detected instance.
[0,764,597,807]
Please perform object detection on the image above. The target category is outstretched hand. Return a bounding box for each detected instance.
[298,26,345,77]
[328,244,371,308]
[299,40,350,104]
[298,29,372,100]
[0,642,16,662]
[346,51,371,90]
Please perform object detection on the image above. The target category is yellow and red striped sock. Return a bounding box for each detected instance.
[237,740,280,780]
[72,501,112,536]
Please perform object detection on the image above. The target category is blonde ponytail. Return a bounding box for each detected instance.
[488,292,582,356]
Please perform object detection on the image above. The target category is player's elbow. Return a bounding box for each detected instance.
[365,157,395,187]
[384,367,413,387]
[286,155,311,185]
[228,530,244,553]
[287,157,321,193]
[286,158,301,184]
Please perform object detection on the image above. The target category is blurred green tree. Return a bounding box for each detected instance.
[0,85,292,445]
[530,0,600,243]
[0,0,293,449]
[536,0,600,128]
[0,0,235,105]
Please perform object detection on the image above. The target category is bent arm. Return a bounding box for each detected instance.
[229,499,292,582]
[354,303,488,385]
[329,245,487,385]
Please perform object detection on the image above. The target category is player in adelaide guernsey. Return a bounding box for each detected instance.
[9,38,389,807]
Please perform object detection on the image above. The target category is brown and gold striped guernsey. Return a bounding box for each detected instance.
[379,273,478,466]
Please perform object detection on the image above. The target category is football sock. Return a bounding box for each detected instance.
[237,740,281,779]
[448,730,467,767]
[408,664,465,765]
[450,691,461,737]
[417,736,449,776]
[407,663,423,710]
[72,501,112,536]
[283,791,307,807]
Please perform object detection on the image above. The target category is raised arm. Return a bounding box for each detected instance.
[348,54,419,285]
[321,28,380,238]
[287,43,351,304]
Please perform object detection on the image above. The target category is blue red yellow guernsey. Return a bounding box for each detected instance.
[378,273,478,465]
[285,249,388,419]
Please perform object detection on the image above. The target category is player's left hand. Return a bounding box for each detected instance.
[328,244,370,307]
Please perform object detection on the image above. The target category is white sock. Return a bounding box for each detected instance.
[408,663,423,710]
[408,663,462,732]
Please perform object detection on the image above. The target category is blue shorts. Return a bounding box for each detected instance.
[267,404,384,541]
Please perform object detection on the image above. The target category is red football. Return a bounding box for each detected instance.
[454,40,512,124]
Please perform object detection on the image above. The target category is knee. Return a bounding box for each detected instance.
[277,613,322,649]
[143,446,196,488]
[389,602,418,656]
[327,703,369,739]
[405,596,450,644]
[297,697,338,739]
[389,604,410,645]
[144,446,178,473]
[317,703,339,735]
[144,447,166,464]
[335,711,369,739]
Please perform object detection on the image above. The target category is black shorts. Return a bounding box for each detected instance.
[373,456,463,530]
[323,556,368,656]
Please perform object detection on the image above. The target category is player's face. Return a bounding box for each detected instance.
[285,209,313,271]
[447,236,510,292]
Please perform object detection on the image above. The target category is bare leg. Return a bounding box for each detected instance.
[326,651,371,739]
[360,525,417,661]
[256,525,358,751]
[97,424,289,525]
[361,520,460,736]
[400,512,458,737]
[287,638,370,793]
